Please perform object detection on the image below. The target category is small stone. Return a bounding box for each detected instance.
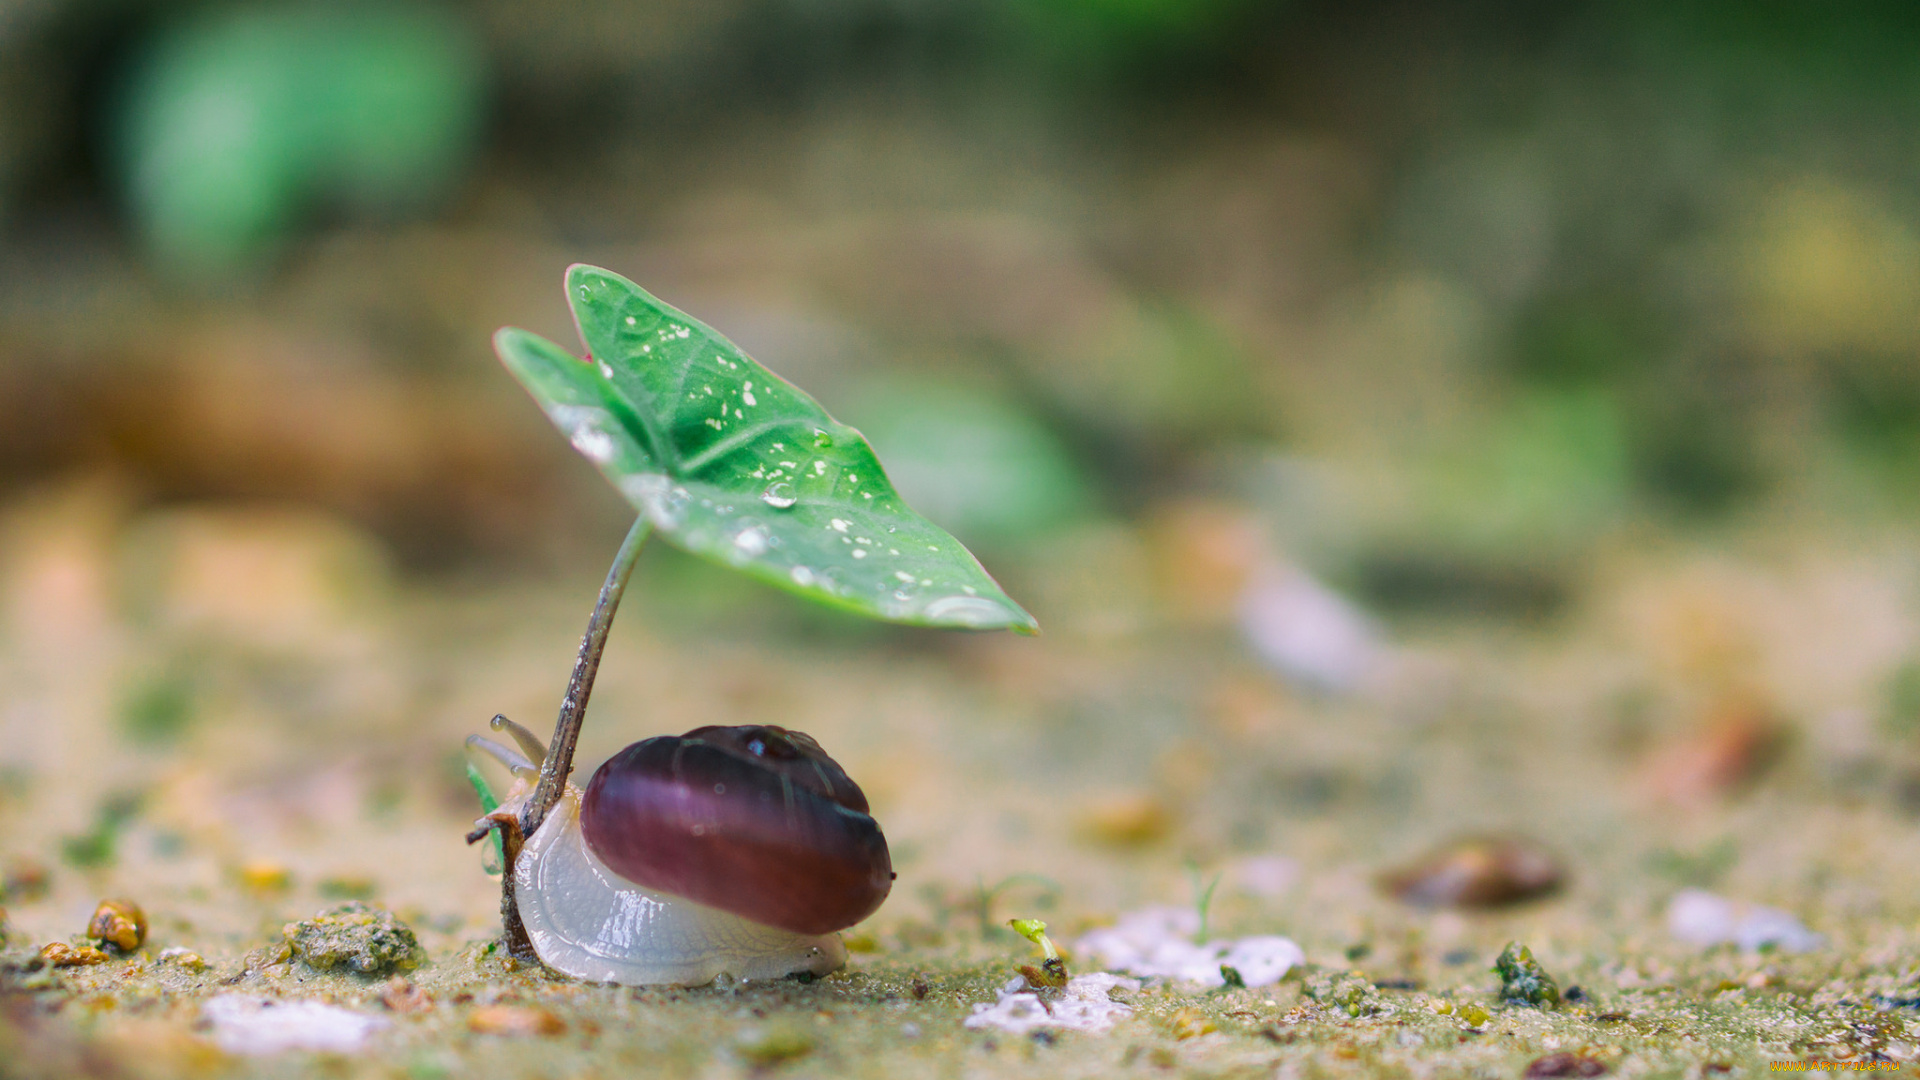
[734,1024,814,1066]
[1458,1003,1492,1027]
[41,942,110,967]
[282,902,422,976]
[379,976,432,1014]
[1525,1051,1611,1077]
[1642,698,1784,806]
[238,862,291,893]
[467,1005,565,1036]
[1494,942,1561,1007]
[157,947,206,971]
[1379,836,1564,908]
[87,898,148,953]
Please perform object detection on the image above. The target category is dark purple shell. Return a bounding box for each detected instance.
[580,724,892,935]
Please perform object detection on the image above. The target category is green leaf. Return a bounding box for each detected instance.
[495,264,1038,633]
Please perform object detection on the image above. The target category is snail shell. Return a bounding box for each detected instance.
[507,724,890,985]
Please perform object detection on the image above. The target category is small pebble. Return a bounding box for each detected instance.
[283,901,422,976]
[379,976,432,1014]
[41,942,111,967]
[157,946,207,971]
[1378,836,1564,908]
[87,898,148,953]
[1642,699,1783,806]
[238,861,291,893]
[467,1005,565,1036]
[734,1024,814,1066]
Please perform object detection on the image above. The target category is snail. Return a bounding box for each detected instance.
[468,717,892,985]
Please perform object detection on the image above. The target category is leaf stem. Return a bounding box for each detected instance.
[500,513,650,959]
[525,513,652,833]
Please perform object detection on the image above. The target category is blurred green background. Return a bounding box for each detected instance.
[2,0,1918,599]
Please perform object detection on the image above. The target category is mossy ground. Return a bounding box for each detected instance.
[2,491,1919,1078]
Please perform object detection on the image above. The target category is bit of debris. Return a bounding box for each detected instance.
[40,942,110,967]
[1379,836,1564,907]
[378,976,431,1013]
[1525,1050,1611,1077]
[200,994,389,1055]
[1168,1007,1216,1039]
[734,1024,815,1065]
[1642,699,1785,806]
[157,947,206,971]
[282,901,423,976]
[1666,889,1823,953]
[87,898,148,953]
[467,1005,565,1036]
[238,862,292,893]
[1076,907,1304,988]
[1494,943,1561,1007]
[965,973,1139,1035]
[1008,918,1069,988]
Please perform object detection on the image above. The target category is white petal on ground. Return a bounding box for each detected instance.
[1222,936,1307,986]
[964,973,1139,1035]
[1237,563,1381,692]
[1666,888,1823,954]
[1075,906,1305,988]
[201,994,389,1055]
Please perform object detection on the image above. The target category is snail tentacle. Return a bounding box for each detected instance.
[490,714,548,767]
[466,734,538,780]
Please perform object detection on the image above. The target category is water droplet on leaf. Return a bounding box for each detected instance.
[761,482,798,509]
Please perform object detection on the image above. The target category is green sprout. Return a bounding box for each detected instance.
[469,265,1039,957]
[1008,918,1069,989]
[1188,862,1224,943]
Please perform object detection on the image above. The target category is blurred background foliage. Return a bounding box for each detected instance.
[1,0,1919,618]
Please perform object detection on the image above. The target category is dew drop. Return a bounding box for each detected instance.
[760,482,798,509]
[733,525,769,557]
[812,429,833,449]
[923,595,1018,627]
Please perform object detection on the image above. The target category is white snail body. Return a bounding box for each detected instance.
[470,721,888,986]
[514,788,846,985]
